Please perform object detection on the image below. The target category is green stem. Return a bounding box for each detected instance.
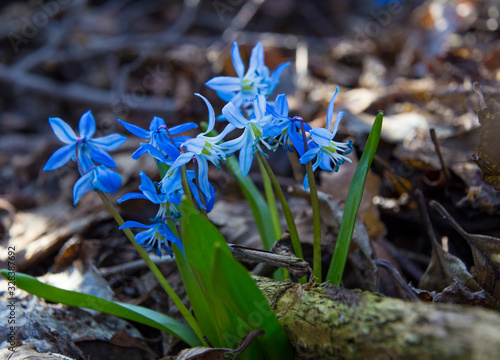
[97,191,206,345]
[300,120,322,283]
[257,153,305,284]
[257,156,282,243]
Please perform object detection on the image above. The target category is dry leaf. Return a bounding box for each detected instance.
[176,330,264,360]
[430,200,500,306]
[473,84,500,190]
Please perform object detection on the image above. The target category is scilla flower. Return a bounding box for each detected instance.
[73,164,122,205]
[205,42,290,107]
[222,94,274,176]
[43,110,126,171]
[263,94,311,156]
[118,116,197,161]
[299,88,353,189]
[166,94,231,208]
[120,218,183,257]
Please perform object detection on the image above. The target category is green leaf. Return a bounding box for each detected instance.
[0,269,200,347]
[326,111,384,285]
[212,244,294,360]
[180,199,263,359]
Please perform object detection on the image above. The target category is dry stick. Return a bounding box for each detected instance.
[374,259,420,301]
[430,128,451,180]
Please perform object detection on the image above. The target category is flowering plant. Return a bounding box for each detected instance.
[5,42,383,358]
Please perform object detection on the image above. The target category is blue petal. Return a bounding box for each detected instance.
[195,93,216,134]
[150,117,166,131]
[331,111,345,137]
[49,117,77,144]
[248,42,264,75]
[274,94,289,117]
[254,94,267,120]
[196,157,210,200]
[118,119,151,139]
[326,87,339,132]
[169,122,198,135]
[117,192,147,203]
[268,62,291,94]
[73,171,94,205]
[79,110,96,139]
[222,102,248,129]
[120,220,154,230]
[222,132,246,154]
[43,144,75,171]
[299,146,320,165]
[231,41,245,78]
[215,90,235,103]
[94,166,122,193]
[319,153,333,171]
[88,134,127,151]
[310,128,333,147]
[134,143,167,162]
[238,135,254,177]
[170,152,194,170]
[303,173,310,190]
[289,125,306,155]
[135,228,155,246]
[205,76,241,92]
[87,145,118,168]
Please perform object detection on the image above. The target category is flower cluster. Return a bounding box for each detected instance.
[43,41,352,258]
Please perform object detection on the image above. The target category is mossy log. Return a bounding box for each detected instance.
[255,277,500,360]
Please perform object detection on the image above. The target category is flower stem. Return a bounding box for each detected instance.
[257,156,282,245]
[97,191,206,345]
[257,153,305,283]
[300,120,322,283]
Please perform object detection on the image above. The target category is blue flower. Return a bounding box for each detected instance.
[299,88,353,189]
[205,42,290,107]
[166,94,231,208]
[120,218,183,257]
[118,171,181,217]
[222,94,273,176]
[118,117,197,161]
[73,165,122,205]
[263,94,311,156]
[43,110,126,171]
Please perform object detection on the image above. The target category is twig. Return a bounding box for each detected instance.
[0,63,175,113]
[375,259,420,301]
[98,254,175,276]
[430,128,451,180]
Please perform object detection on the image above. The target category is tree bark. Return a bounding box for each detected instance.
[256,277,500,360]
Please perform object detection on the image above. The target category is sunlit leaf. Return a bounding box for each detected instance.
[0,270,200,346]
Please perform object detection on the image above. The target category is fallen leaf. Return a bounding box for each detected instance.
[176,330,264,360]
[430,200,500,306]
[473,84,500,191]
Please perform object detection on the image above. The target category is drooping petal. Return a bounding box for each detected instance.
[238,134,254,177]
[222,132,247,154]
[79,110,96,138]
[195,93,216,135]
[196,157,210,201]
[93,166,122,193]
[87,145,118,168]
[254,94,267,120]
[215,90,235,103]
[43,144,75,171]
[49,118,77,144]
[170,152,194,170]
[222,102,248,129]
[118,119,151,138]
[133,143,167,162]
[326,87,339,132]
[310,128,333,147]
[231,41,245,78]
[134,228,155,245]
[73,171,94,205]
[120,220,155,230]
[88,134,127,151]
[299,146,320,165]
[205,76,241,92]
